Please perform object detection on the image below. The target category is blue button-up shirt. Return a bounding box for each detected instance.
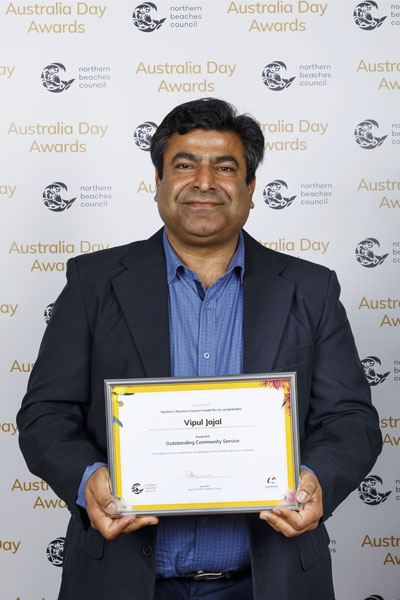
[155,230,251,577]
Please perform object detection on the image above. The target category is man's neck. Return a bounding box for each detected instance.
[165,230,240,289]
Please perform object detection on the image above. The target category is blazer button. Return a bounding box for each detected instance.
[142,544,153,557]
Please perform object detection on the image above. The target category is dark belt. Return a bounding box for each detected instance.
[184,566,251,581]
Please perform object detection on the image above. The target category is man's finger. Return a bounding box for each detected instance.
[259,509,319,537]
[122,516,159,534]
[89,509,136,540]
[295,469,318,504]
[275,505,319,530]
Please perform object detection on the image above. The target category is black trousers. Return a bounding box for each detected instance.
[154,571,253,600]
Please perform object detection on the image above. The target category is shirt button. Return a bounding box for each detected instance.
[205,302,211,309]
[203,352,210,360]
[142,544,153,557]
[201,517,208,524]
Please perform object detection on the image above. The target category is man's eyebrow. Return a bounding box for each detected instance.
[211,155,239,167]
[170,152,200,164]
[170,152,240,167]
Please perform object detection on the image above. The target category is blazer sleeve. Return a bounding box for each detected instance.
[300,270,382,520]
[17,258,106,524]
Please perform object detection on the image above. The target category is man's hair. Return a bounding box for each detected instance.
[150,98,265,184]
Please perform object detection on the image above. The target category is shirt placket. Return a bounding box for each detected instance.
[196,284,217,377]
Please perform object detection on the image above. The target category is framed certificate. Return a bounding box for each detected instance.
[104,373,300,515]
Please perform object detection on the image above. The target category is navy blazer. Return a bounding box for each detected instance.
[17,228,381,600]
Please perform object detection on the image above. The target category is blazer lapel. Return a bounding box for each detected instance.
[111,228,171,378]
[243,231,295,374]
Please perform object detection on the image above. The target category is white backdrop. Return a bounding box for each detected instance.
[0,1,399,598]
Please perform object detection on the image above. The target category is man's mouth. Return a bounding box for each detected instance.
[183,200,223,207]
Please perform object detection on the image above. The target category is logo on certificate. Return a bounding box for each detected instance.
[265,476,278,488]
[131,482,144,494]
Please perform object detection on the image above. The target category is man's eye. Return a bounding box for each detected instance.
[176,163,192,169]
[218,166,234,172]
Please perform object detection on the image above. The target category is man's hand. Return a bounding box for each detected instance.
[259,469,323,537]
[85,466,159,540]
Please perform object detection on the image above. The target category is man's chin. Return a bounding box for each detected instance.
[183,227,240,248]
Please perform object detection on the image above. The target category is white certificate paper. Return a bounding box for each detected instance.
[105,374,300,515]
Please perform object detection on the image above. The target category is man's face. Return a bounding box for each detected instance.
[154,129,255,247]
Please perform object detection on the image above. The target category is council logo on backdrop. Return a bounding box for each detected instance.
[43,182,76,212]
[133,121,157,151]
[262,62,295,91]
[353,2,387,30]
[46,537,65,566]
[41,63,74,93]
[263,180,296,209]
[364,596,384,600]
[358,475,392,505]
[132,3,166,32]
[361,356,390,386]
[44,303,55,325]
[355,238,388,267]
[354,120,387,149]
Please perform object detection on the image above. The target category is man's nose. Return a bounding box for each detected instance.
[192,164,216,191]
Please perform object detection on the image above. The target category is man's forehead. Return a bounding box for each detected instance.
[164,129,245,161]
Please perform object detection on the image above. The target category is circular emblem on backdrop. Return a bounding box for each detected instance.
[263,180,296,210]
[43,182,76,212]
[44,303,55,325]
[46,537,65,566]
[353,2,386,30]
[358,475,392,506]
[364,596,384,600]
[41,63,75,93]
[354,119,387,149]
[133,121,158,151]
[131,483,143,494]
[355,238,388,268]
[361,356,390,386]
[262,61,295,91]
[132,3,166,32]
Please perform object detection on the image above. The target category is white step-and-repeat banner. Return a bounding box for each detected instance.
[0,1,398,598]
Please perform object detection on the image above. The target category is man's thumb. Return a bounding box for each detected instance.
[296,489,310,503]
[88,468,117,514]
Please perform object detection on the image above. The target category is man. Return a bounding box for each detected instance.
[17,98,381,600]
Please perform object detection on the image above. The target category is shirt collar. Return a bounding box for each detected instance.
[163,229,245,285]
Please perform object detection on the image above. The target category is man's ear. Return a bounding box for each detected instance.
[248,177,256,209]
[154,171,161,200]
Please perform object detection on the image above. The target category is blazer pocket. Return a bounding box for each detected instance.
[297,523,330,571]
[274,343,313,370]
[68,516,105,560]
